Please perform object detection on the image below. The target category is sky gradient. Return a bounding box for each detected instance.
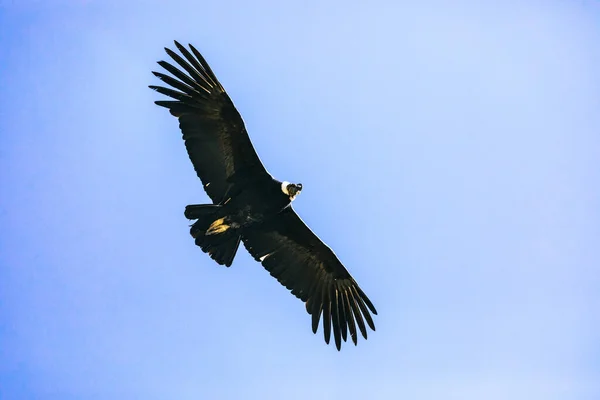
[1,1,599,399]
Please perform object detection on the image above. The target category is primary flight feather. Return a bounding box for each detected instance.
[149,41,377,350]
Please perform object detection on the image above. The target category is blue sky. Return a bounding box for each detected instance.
[1,1,599,399]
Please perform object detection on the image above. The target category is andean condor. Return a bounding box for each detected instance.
[149,41,377,350]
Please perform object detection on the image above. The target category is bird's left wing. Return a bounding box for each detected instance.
[242,206,377,350]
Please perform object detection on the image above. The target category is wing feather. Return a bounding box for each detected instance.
[336,281,348,343]
[349,290,368,340]
[343,290,358,345]
[322,284,332,345]
[330,285,342,349]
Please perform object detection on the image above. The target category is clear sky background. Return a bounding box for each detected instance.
[1,1,599,399]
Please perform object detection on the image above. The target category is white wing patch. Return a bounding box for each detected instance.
[260,252,274,262]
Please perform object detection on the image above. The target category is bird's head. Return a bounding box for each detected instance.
[281,181,303,201]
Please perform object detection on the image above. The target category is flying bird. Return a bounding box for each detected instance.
[149,41,377,350]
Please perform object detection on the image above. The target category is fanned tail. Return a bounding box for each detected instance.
[185,204,241,267]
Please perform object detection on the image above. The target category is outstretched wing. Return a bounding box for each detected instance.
[242,207,377,350]
[150,41,268,204]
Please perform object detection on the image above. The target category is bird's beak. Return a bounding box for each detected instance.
[288,184,302,197]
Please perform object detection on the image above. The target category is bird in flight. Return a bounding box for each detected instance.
[149,41,377,350]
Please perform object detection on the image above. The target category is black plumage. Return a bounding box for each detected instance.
[150,41,377,350]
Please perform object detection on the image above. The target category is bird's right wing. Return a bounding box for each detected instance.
[150,41,269,204]
[242,206,377,350]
